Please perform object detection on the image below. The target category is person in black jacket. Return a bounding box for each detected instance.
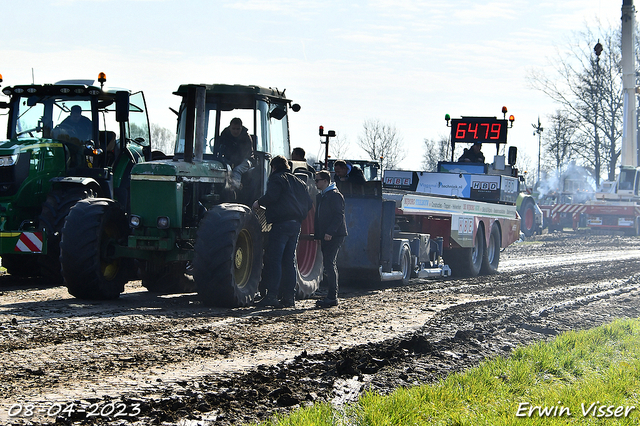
[457,142,485,163]
[333,160,366,186]
[291,147,316,176]
[252,155,312,308]
[313,170,348,308]
[218,118,253,189]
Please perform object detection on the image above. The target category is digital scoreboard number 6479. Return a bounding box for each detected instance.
[451,118,508,144]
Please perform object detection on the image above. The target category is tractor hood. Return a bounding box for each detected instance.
[131,159,228,183]
[0,138,64,155]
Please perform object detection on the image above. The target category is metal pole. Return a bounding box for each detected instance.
[532,117,543,184]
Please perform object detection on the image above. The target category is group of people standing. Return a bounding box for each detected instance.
[252,148,354,310]
[215,117,362,309]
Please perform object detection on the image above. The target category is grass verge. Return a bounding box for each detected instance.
[256,318,640,425]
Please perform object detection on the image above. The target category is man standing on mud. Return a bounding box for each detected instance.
[313,170,347,308]
[253,155,312,308]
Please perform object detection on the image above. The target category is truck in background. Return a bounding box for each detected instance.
[584,1,640,235]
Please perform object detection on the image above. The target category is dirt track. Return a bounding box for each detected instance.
[2,231,640,425]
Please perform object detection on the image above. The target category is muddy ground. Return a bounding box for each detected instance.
[1,231,640,425]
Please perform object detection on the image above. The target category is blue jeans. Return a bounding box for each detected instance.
[261,220,301,301]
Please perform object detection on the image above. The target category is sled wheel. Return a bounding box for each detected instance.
[397,243,412,285]
[445,226,485,277]
[481,223,501,275]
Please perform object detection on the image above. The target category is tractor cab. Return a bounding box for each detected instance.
[1,76,150,174]
[171,84,301,206]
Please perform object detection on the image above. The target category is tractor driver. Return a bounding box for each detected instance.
[217,117,253,189]
[57,105,93,142]
[458,142,485,163]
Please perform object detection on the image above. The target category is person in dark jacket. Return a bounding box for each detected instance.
[457,142,485,163]
[333,160,366,186]
[291,147,316,177]
[252,155,312,308]
[313,170,348,308]
[218,117,253,189]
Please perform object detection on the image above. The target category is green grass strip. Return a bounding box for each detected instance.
[255,318,640,425]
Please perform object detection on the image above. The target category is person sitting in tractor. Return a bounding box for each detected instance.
[333,159,366,186]
[57,105,93,142]
[291,147,316,177]
[217,117,253,189]
[458,142,485,163]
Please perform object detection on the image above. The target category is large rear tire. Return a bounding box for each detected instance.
[480,224,501,275]
[194,204,263,307]
[38,187,96,284]
[295,207,323,299]
[60,199,131,300]
[520,198,536,237]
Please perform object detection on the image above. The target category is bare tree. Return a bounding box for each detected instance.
[151,123,175,155]
[516,151,536,192]
[543,110,578,172]
[527,23,623,185]
[329,132,351,160]
[357,119,404,170]
[422,134,451,171]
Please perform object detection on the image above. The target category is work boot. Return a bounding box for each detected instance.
[280,298,295,308]
[316,298,338,308]
[256,296,281,308]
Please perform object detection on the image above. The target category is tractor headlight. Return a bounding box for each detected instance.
[0,155,18,167]
[129,215,141,228]
[157,216,170,229]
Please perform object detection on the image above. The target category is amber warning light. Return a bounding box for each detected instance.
[98,72,106,88]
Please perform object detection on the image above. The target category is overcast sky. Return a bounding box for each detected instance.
[0,0,623,171]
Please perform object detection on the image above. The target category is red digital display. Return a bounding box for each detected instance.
[451,118,508,144]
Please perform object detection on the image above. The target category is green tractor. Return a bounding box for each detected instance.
[0,73,151,282]
[60,84,323,307]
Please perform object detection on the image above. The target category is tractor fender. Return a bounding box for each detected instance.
[50,176,108,198]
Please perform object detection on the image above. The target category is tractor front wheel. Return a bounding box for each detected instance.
[194,204,263,307]
[60,198,131,299]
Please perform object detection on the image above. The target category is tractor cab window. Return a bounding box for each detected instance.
[175,101,266,164]
[619,169,636,191]
[12,97,95,143]
[268,103,289,158]
[126,91,150,146]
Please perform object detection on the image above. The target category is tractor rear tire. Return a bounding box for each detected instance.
[194,204,263,307]
[480,224,501,275]
[295,207,323,299]
[60,198,131,300]
[38,187,95,284]
[520,198,536,237]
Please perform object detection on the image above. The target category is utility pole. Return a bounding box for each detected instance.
[532,117,543,185]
